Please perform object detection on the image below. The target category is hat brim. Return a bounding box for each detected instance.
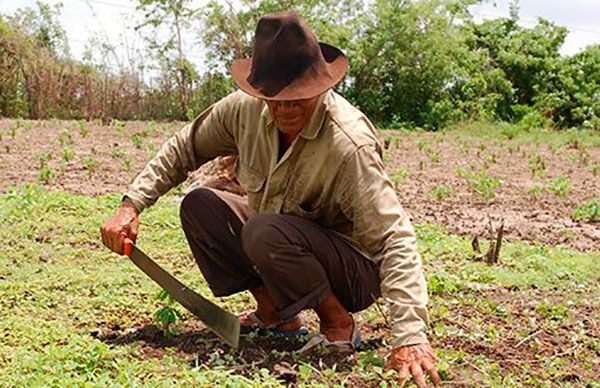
[230,43,348,101]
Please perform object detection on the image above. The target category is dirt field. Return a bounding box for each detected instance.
[1,118,598,386]
[1,118,598,251]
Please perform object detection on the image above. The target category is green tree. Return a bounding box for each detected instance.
[136,0,200,119]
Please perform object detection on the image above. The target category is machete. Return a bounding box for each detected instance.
[123,238,240,348]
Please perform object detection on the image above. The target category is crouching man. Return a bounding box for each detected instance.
[101,11,441,387]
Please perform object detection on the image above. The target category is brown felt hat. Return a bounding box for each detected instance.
[230,11,348,101]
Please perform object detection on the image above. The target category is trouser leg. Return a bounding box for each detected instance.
[241,213,381,321]
[179,187,262,296]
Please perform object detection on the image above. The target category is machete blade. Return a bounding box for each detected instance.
[124,240,240,348]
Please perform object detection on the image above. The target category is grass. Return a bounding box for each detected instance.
[1,184,598,386]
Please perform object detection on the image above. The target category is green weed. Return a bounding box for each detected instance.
[153,289,183,338]
[77,120,89,137]
[62,147,75,162]
[391,167,410,187]
[547,176,571,200]
[83,156,99,176]
[57,128,73,145]
[528,152,546,177]
[572,198,599,222]
[457,167,501,204]
[428,184,453,201]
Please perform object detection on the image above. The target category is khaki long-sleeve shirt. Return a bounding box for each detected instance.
[126,90,430,347]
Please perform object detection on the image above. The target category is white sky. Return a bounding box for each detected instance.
[1,0,600,74]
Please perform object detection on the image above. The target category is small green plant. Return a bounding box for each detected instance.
[500,124,519,140]
[572,198,599,222]
[62,147,75,162]
[428,271,462,296]
[57,128,73,145]
[528,152,546,177]
[38,166,55,184]
[426,149,440,163]
[77,120,89,137]
[121,157,132,171]
[111,146,125,159]
[589,163,600,177]
[154,289,183,338]
[528,184,544,201]
[131,133,143,149]
[428,184,453,201]
[457,167,501,204]
[391,167,410,187]
[83,156,99,176]
[535,302,571,323]
[8,123,18,138]
[547,176,571,200]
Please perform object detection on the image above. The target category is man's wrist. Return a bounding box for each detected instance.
[121,195,140,215]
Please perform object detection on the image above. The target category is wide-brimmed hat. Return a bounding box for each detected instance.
[230,11,348,101]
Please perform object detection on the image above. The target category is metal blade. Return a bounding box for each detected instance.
[126,242,240,348]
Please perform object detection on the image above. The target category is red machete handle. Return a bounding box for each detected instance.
[124,237,133,257]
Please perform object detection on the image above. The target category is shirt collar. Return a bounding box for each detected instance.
[260,90,331,140]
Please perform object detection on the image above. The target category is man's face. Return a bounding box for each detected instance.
[265,95,320,136]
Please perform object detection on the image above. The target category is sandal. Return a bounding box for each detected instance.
[298,322,361,354]
[240,311,310,338]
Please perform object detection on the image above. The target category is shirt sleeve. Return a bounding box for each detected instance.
[334,144,430,348]
[125,93,238,212]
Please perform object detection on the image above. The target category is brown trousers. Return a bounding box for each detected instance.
[179,188,381,321]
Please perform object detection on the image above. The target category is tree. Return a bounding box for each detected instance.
[136,0,200,119]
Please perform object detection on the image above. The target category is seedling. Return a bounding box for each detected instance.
[428,184,453,201]
[121,157,132,171]
[589,163,600,177]
[572,198,599,222]
[57,128,73,145]
[391,168,410,187]
[131,133,143,149]
[38,166,55,184]
[62,147,75,162]
[547,176,571,200]
[426,149,440,163]
[77,120,89,137]
[8,123,18,138]
[528,152,546,177]
[83,156,99,177]
[528,184,544,201]
[457,166,501,204]
[111,146,125,160]
[153,289,183,338]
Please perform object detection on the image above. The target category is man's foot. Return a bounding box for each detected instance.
[315,294,355,342]
[239,310,304,331]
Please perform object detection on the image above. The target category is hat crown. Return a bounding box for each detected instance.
[248,12,327,98]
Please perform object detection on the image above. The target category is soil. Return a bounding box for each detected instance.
[93,289,599,386]
[1,119,597,251]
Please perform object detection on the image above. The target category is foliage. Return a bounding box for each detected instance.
[1,0,600,130]
[572,198,599,223]
[457,166,501,204]
[154,289,183,338]
[547,176,571,200]
[1,185,598,385]
[428,184,454,201]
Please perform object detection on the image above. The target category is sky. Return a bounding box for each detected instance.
[2,0,600,74]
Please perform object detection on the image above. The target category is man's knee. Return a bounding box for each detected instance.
[180,187,215,223]
[241,214,287,265]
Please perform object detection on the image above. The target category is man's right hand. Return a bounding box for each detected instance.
[100,198,140,255]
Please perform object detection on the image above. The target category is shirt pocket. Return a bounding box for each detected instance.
[235,162,266,211]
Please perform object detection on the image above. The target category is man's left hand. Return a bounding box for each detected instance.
[386,342,441,387]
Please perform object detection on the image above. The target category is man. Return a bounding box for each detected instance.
[101,11,441,387]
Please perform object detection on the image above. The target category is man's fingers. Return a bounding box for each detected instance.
[398,363,410,388]
[426,366,442,387]
[410,363,427,388]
